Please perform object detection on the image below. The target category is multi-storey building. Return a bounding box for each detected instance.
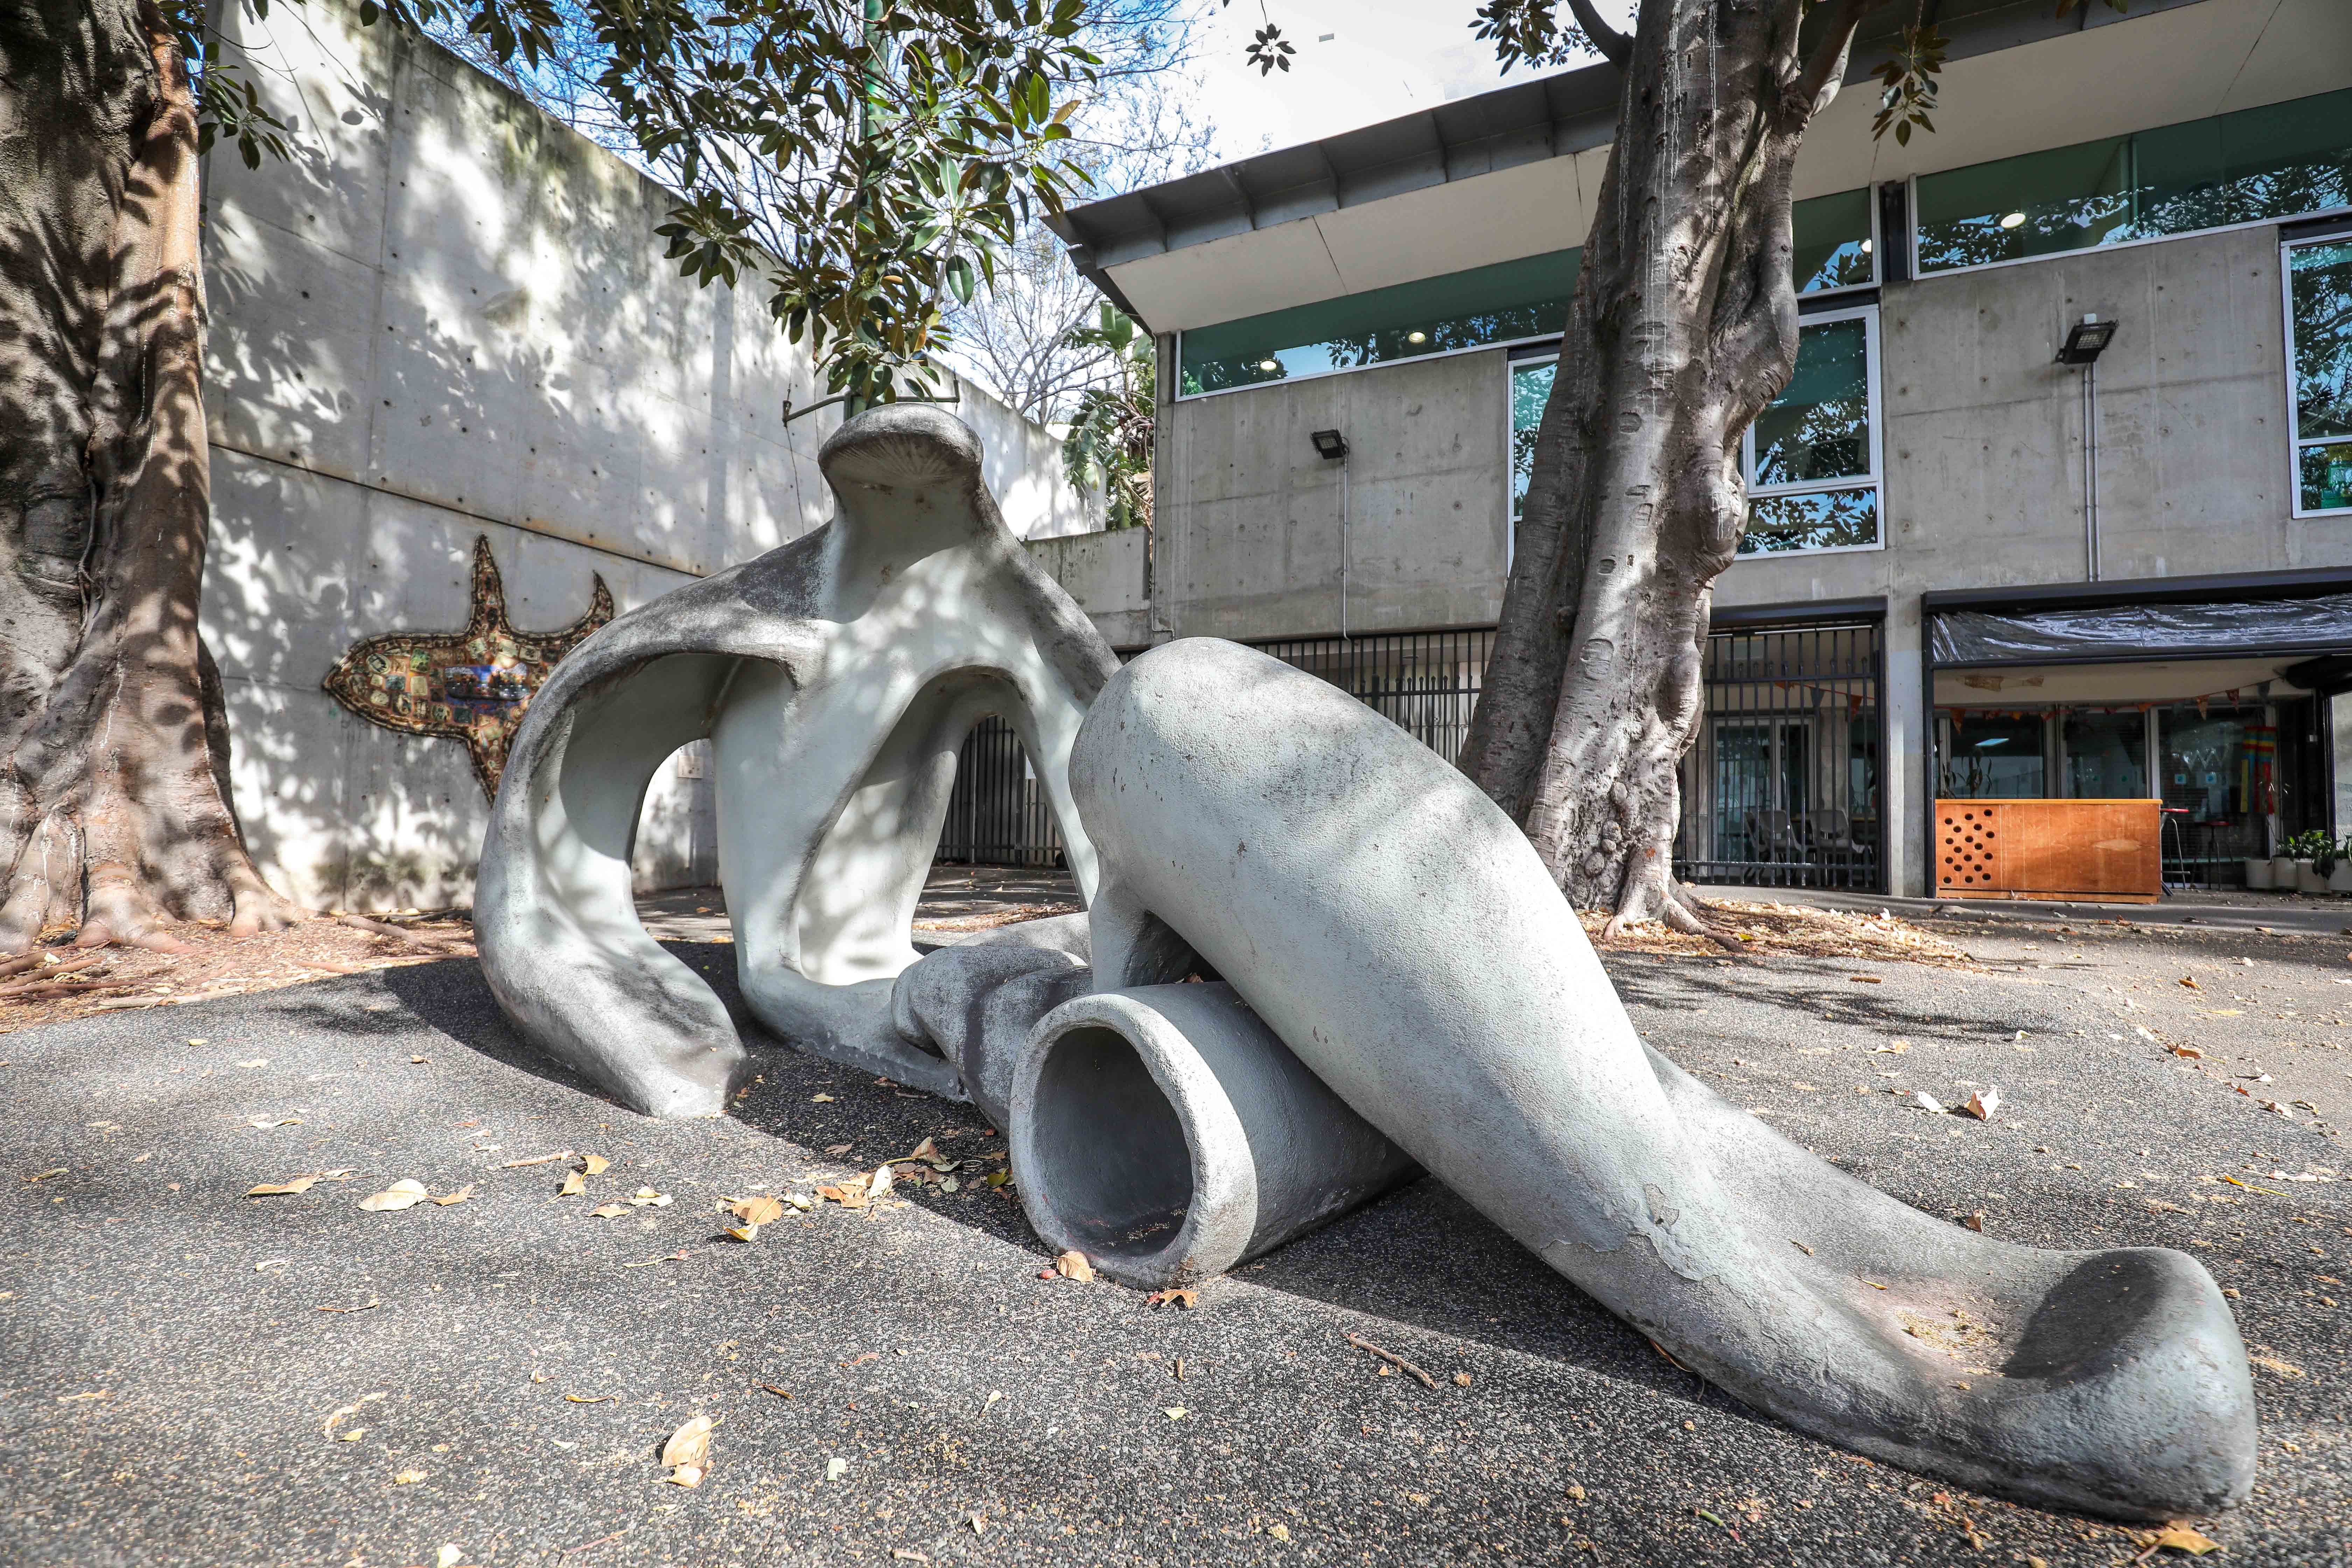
[1028,0,2352,899]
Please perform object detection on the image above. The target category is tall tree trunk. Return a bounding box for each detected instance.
[1459,0,1875,935]
[0,0,295,952]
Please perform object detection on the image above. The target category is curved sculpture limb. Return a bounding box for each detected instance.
[1057,638,2255,1522]
[477,405,1116,1115]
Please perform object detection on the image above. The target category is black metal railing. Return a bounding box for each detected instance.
[934,716,1069,869]
[1672,620,1885,891]
[934,621,1882,892]
[1250,628,1498,764]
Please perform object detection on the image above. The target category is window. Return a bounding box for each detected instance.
[2287,236,2352,515]
[1508,354,1555,531]
[1790,188,1876,295]
[1181,189,1878,399]
[1915,88,2352,275]
[1739,306,1882,556]
[1180,248,1582,397]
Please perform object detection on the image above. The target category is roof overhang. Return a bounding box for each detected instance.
[1052,0,2352,335]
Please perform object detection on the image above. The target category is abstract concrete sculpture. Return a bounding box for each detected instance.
[477,407,2255,1522]
[478,405,1114,1116]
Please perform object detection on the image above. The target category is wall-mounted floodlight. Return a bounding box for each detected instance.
[1310,429,1349,461]
[2056,314,2118,365]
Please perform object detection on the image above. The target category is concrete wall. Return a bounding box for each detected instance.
[202,0,1085,910]
[1027,527,1153,648]
[1129,219,2339,898]
[1157,349,1510,640]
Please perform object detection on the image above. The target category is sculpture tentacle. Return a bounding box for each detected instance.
[1035,638,2255,1522]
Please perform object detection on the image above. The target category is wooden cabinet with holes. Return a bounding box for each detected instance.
[1935,799,2162,903]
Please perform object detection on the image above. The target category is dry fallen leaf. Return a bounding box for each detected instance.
[581,1154,611,1176]
[812,1093,835,1103]
[2170,1045,2205,1059]
[723,1225,761,1242]
[627,1188,671,1208]
[1147,1288,1201,1310]
[1054,1250,1095,1283]
[393,1469,426,1484]
[432,1185,474,1206]
[622,1250,691,1269]
[1960,1087,2002,1121]
[2249,1354,2304,1378]
[565,1393,616,1404]
[1872,1041,1911,1055]
[500,1151,575,1168]
[1848,974,1884,985]
[358,1179,431,1212]
[825,1455,849,1482]
[825,1142,853,1155]
[732,1195,785,1227]
[2179,975,2201,990]
[1912,1091,1944,1114]
[589,1203,628,1219]
[1452,1372,1473,1387]
[2140,1524,2224,1556]
[783,1193,813,1211]
[868,1163,896,1198]
[662,1414,715,1488]
[1164,1406,1186,1419]
[246,1175,318,1197]
[438,1547,465,1568]
[245,1115,302,1129]
[558,1170,587,1198]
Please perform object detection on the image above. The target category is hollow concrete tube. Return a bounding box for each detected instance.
[1011,983,1419,1288]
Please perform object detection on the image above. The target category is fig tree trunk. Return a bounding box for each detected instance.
[0,0,294,952]
[1458,0,1876,935]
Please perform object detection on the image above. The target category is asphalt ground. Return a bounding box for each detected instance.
[1,920,2345,1567]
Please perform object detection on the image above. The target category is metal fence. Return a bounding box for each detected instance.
[1671,620,1884,891]
[934,621,1883,891]
[1249,628,1498,763]
[934,629,1498,868]
[933,716,1069,869]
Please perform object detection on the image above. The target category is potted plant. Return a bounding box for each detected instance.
[2330,835,2352,895]
[2245,854,2276,889]
[2287,830,2334,895]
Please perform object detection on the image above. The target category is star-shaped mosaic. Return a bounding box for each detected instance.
[323,536,614,798]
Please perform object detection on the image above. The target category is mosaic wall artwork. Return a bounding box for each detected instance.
[323,536,615,797]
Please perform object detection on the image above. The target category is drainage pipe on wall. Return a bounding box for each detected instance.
[2084,357,2102,580]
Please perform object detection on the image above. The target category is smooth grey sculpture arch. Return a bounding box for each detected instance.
[477,404,1116,1117]
[1014,638,2255,1522]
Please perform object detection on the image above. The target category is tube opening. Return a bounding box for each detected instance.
[1028,1024,1193,1259]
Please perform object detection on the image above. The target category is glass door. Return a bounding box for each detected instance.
[2061,710,2149,798]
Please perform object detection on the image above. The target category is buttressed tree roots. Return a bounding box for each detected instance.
[481,406,2257,1523]
[0,0,295,952]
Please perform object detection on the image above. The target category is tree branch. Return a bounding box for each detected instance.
[1562,0,1632,69]
[1792,0,1887,124]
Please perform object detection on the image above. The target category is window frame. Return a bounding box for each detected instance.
[1904,90,2352,283]
[1791,184,1882,302]
[2283,227,2352,520]
[1504,348,1559,572]
[1735,301,1886,560]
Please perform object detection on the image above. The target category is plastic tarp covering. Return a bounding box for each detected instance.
[1930,593,2352,666]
